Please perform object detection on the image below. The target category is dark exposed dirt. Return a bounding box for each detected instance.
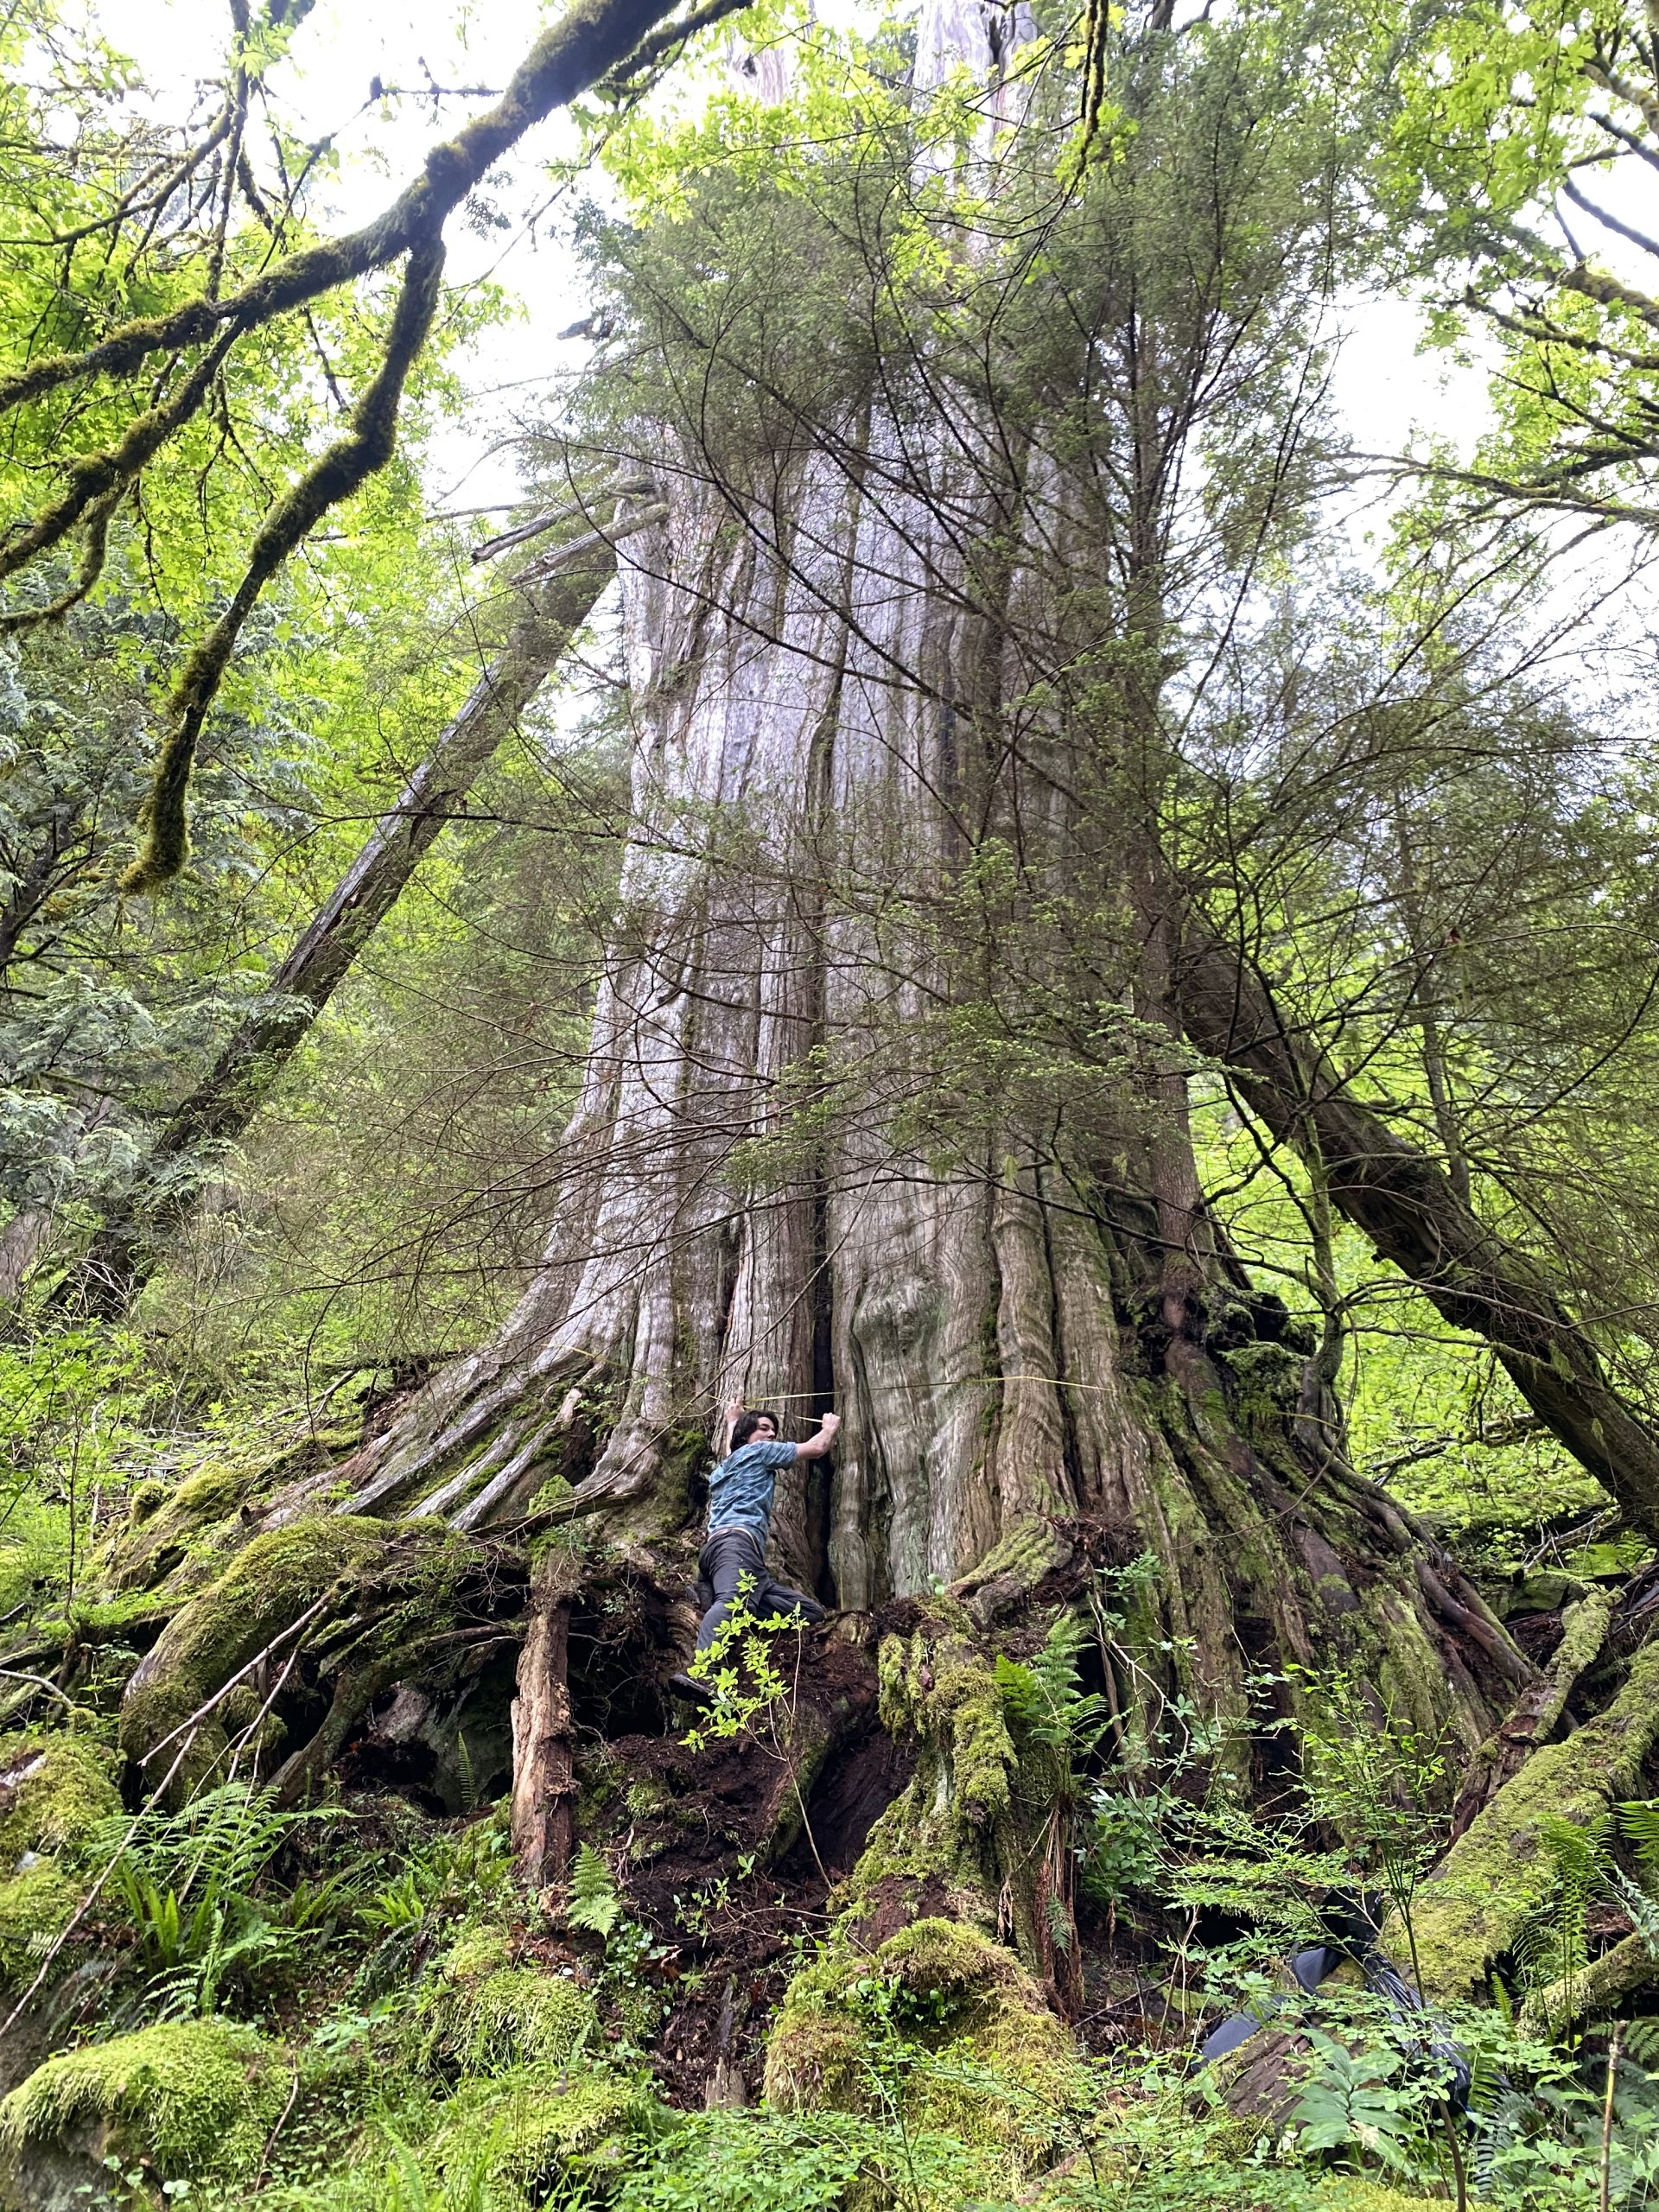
[569,1619,910,2105]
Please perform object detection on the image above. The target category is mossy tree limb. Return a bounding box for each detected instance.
[0,0,736,422]
[1518,1929,1659,2038]
[122,235,447,893]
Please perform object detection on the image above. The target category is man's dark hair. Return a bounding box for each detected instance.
[732,1410,781,1450]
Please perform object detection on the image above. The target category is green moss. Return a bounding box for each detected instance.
[1217,1339,1303,1421]
[1313,2185,1446,2212]
[0,1731,119,1869]
[765,1916,1083,2182]
[443,1922,514,1982]
[118,1515,395,1791]
[0,2017,289,2187]
[0,1859,81,1981]
[1410,1637,1659,1997]
[947,1516,1073,1613]
[414,2063,658,2206]
[125,1481,167,1529]
[423,1925,598,2076]
[0,1732,120,1986]
[877,1622,1015,1828]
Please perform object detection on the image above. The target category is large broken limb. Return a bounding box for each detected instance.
[1175,906,1659,1538]
[61,549,618,1318]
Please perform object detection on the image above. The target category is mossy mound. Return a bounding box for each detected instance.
[411,2063,660,2208]
[765,1916,1083,2171]
[424,1923,597,2075]
[0,1733,119,1869]
[1312,2186,1446,2212]
[0,2016,290,2199]
[117,1516,397,1796]
[0,1862,79,1991]
[0,1732,120,1985]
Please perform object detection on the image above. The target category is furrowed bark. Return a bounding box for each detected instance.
[1174,903,1659,1539]
[61,550,618,1318]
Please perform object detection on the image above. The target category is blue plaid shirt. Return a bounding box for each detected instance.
[707,1438,797,1546]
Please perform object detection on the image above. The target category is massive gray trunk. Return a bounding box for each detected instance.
[334,423,1517,1788]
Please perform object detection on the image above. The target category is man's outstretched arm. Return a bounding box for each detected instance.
[792,1410,841,1461]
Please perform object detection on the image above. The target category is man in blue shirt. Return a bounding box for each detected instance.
[667,1400,839,1701]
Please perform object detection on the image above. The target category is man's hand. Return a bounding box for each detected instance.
[795,1408,841,1461]
[719,1395,744,1457]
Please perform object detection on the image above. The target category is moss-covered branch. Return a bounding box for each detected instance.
[0,0,721,422]
[0,327,238,598]
[121,235,445,893]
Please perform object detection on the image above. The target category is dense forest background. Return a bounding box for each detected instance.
[9,0,1659,2205]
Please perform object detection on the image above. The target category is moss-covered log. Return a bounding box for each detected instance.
[117,1515,528,1804]
[1409,1634,1659,1998]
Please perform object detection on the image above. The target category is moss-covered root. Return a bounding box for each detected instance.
[1448,1586,1616,1834]
[0,2017,290,2202]
[0,1732,120,1986]
[870,1604,1074,1993]
[117,1516,391,1799]
[765,1917,1084,2177]
[945,1516,1075,1630]
[1410,1635,1659,1999]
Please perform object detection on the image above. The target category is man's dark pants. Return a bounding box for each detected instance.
[695,1527,824,1651]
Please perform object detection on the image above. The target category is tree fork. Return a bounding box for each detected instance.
[1174,899,1659,1538]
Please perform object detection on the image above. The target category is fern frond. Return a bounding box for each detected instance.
[567,1843,624,1936]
